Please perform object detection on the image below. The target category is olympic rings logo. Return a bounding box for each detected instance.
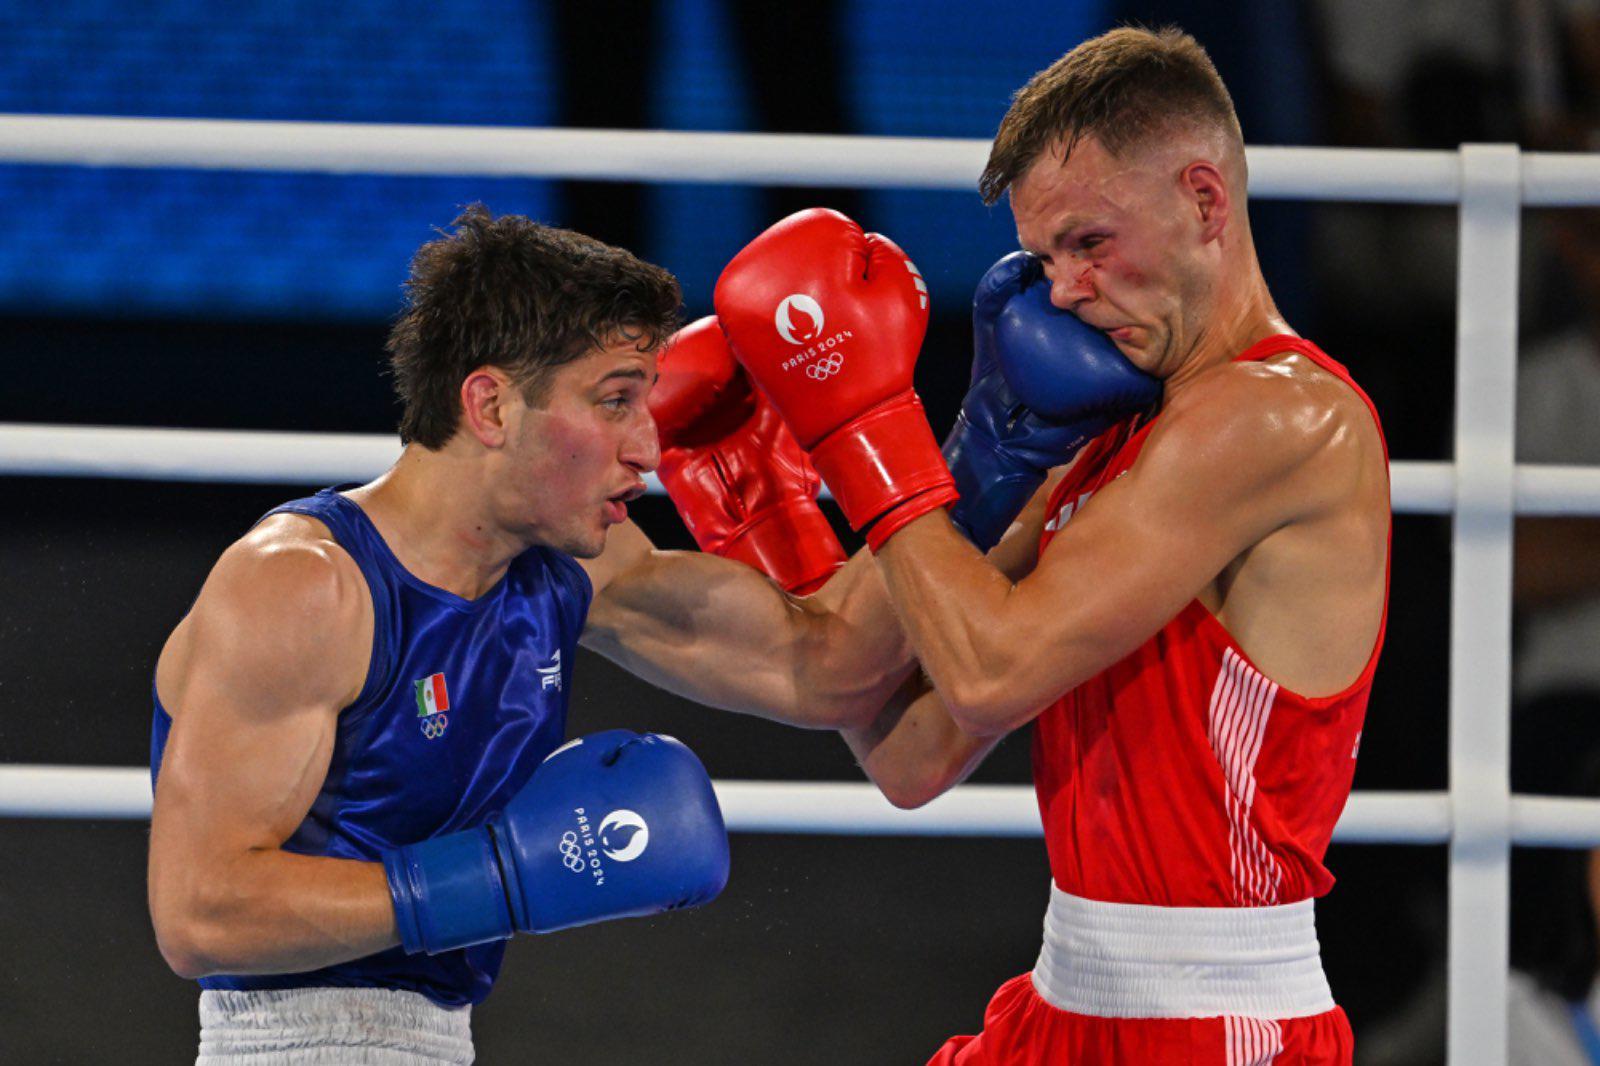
[419,713,449,740]
[559,831,586,873]
[805,353,844,380]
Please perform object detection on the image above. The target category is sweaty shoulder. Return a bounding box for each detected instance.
[1144,353,1380,520]
[157,513,373,720]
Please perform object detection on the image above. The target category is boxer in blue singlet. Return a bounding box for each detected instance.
[147,206,917,1064]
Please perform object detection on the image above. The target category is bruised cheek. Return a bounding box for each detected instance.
[1093,259,1149,307]
[1103,250,1147,289]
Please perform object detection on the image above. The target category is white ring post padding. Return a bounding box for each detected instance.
[1,114,1599,204]
[8,424,1600,518]
[1447,143,1522,1066]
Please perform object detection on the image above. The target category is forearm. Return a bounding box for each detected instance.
[152,847,397,978]
[872,511,1042,733]
[586,549,914,729]
[800,547,919,716]
[841,670,1001,809]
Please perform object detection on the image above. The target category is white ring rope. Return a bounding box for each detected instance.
[6,424,1600,516]
[0,765,1461,842]
[0,113,1597,205]
[11,765,1600,848]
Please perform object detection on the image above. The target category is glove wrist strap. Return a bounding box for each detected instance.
[720,500,847,594]
[809,393,956,535]
[383,829,514,955]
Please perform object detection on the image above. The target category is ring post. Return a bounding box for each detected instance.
[1448,143,1522,1066]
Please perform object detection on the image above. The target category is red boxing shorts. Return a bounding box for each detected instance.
[928,974,1353,1065]
[930,886,1353,1065]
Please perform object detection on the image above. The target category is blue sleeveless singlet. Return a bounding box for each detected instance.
[151,487,592,1007]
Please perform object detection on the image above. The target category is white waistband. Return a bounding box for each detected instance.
[1031,885,1335,1020]
[198,987,474,1065]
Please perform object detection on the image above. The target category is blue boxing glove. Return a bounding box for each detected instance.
[383,730,729,955]
[944,252,1161,551]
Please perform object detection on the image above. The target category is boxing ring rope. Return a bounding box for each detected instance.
[7,423,1600,516]
[4,117,1600,1066]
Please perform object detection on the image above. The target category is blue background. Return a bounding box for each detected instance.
[0,0,1105,320]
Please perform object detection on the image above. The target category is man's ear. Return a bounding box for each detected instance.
[1183,160,1230,243]
[460,367,513,447]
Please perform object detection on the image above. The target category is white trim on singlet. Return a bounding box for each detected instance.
[1208,647,1284,906]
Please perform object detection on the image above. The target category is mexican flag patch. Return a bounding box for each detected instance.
[414,673,450,717]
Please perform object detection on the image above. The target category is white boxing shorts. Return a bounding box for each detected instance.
[196,987,474,1065]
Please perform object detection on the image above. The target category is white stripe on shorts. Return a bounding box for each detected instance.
[1225,1014,1284,1065]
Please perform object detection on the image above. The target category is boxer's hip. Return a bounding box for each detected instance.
[1030,883,1336,1020]
[197,986,473,1065]
[929,975,1353,1066]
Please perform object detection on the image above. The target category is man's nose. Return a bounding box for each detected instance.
[626,409,661,473]
[1046,261,1094,310]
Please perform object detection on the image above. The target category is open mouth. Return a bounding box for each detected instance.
[604,483,646,523]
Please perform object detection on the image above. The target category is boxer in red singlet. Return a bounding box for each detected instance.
[827,27,1390,1065]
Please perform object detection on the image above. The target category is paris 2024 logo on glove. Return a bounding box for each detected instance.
[774,293,850,379]
[560,808,650,885]
[774,293,824,344]
[770,254,926,382]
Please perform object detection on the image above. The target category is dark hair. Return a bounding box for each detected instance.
[386,204,681,448]
[979,26,1243,206]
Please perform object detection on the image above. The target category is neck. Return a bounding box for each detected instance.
[348,440,524,600]
[1162,250,1293,404]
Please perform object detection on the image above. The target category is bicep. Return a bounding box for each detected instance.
[1005,412,1313,698]
[153,663,341,861]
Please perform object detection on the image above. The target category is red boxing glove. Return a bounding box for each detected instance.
[650,316,847,595]
[714,209,957,551]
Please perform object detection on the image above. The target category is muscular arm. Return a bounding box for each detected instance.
[579,521,915,730]
[838,473,1062,806]
[873,367,1351,736]
[148,520,396,978]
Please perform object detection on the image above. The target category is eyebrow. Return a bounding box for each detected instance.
[595,367,650,387]
[1051,220,1098,245]
[1020,221,1081,258]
